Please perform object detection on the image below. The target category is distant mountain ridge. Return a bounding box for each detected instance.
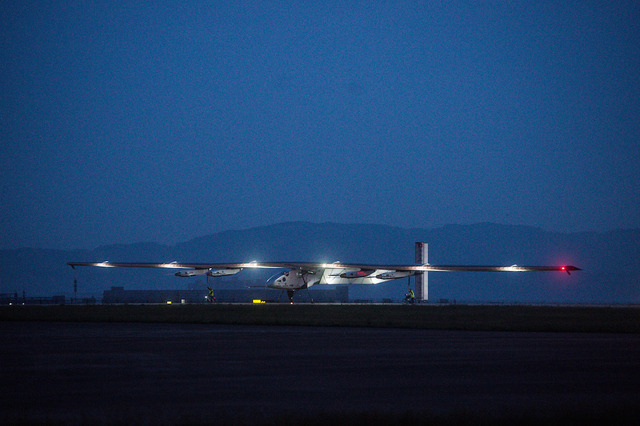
[1,222,638,304]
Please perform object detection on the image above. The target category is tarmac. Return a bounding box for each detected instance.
[2,320,640,424]
[1,303,640,333]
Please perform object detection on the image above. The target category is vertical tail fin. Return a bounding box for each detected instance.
[414,242,428,302]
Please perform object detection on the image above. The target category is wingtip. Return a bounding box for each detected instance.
[563,265,581,275]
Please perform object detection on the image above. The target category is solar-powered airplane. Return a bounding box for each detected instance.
[68,242,580,303]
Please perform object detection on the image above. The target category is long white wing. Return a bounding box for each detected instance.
[68,261,580,273]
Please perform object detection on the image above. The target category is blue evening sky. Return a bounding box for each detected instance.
[2,1,639,249]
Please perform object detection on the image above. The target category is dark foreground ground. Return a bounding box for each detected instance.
[1,320,640,425]
[2,303,640,333]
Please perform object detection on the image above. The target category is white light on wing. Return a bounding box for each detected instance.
[160,263,179,268]
[501,265,521,272]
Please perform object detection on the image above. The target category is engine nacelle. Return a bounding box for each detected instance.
[376,271,412,280]
[207,268,241,277]
[340,269,375,279]
[175,269,209,277]
[175,268,241,277]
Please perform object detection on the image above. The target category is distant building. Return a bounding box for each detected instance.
[0,293,16,305]
[1,293,66,305]
[102,286,348,304]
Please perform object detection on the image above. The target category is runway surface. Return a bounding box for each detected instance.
[2,322,640,424]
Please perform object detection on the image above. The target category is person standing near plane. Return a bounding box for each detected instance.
[207,286,214,303]
[405,288,415,304]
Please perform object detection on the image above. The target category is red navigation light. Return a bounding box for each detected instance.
[560,265,572,275]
